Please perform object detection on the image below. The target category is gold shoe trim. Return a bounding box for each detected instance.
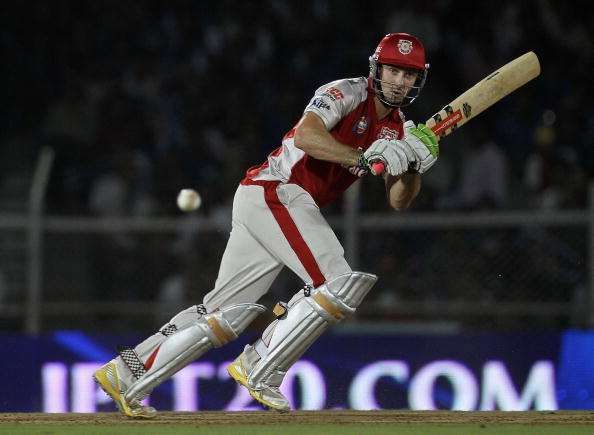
[227,359,249,387]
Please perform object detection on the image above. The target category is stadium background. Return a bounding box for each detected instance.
[1,0,593,413]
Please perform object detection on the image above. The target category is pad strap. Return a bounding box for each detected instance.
[118,346,146,379]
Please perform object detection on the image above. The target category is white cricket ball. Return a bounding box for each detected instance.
[176,188,202,212]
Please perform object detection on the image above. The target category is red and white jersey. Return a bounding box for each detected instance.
[242,77,406,207]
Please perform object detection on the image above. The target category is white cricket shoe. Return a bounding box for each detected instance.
[93,361,157,418]
[227,352,290,412]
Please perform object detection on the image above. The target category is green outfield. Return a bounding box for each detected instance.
[2,424,594,435]
[2,411,593,435]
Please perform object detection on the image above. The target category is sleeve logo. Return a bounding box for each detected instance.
[324,87,344,101]
[310,98,331,110]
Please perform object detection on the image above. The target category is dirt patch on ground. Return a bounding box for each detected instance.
[2,411,594,426]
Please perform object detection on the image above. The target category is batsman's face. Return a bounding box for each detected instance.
[380,65,419,104]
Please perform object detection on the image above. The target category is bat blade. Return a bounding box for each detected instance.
[426,51,541,138]
[371,51,541,175]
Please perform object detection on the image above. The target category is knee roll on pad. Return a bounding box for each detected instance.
[125,302,265,401]
[204,304,266,347]
[307,272,376,323]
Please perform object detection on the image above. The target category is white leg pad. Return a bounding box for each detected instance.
[124,302,265,401]
[247,272,377,390]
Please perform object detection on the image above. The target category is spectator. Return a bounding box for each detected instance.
[453,140,508,210]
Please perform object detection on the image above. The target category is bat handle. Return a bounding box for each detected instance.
[371,161,385,176]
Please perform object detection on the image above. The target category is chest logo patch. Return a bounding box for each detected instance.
[353,116,369,135]
[377,126,398,141]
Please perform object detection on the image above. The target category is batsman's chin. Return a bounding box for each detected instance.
[388,91,405,104]
[393,92,405,101]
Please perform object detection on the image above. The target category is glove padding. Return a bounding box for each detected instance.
[362,138,417,177]
[403,120,439,174]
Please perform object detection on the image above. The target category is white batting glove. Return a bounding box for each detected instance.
[402,120,440,174]
[362,138,416,177]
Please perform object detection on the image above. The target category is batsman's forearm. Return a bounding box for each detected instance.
[386,172,421,210]
[294,119,360,166]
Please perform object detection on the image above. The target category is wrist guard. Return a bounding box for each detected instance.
[346,152,370,177]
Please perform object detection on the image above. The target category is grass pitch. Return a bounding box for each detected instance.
[1,411,594,434]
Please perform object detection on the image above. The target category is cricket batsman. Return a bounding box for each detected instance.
[93,32,439,416]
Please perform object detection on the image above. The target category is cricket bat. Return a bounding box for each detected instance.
[372,51,541,174]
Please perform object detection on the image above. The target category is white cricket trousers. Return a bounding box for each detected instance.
[202,181,351,311]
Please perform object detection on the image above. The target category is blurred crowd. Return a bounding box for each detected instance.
[2,0,592,215]
[1,1,592,329]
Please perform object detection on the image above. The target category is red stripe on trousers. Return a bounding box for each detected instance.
[241,179,326,287]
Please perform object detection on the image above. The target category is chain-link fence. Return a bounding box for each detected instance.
[0,149,591,333]
[1,204,592,333]
[357,224,587,329]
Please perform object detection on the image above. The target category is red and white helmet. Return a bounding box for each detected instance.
[369,33,429,107]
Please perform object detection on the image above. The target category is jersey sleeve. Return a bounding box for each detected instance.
[303,78,367,130]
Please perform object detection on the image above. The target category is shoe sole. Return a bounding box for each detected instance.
[93,365,156,419]
[227,361,289,412]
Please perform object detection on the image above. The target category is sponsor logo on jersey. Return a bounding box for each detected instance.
[323,87,344,101]
[310,97,330,110]
[377,126,398,141]
[353,116,369,135]
[397,39,413,55]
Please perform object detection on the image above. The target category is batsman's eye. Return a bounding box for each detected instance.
[404,71,418,80]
